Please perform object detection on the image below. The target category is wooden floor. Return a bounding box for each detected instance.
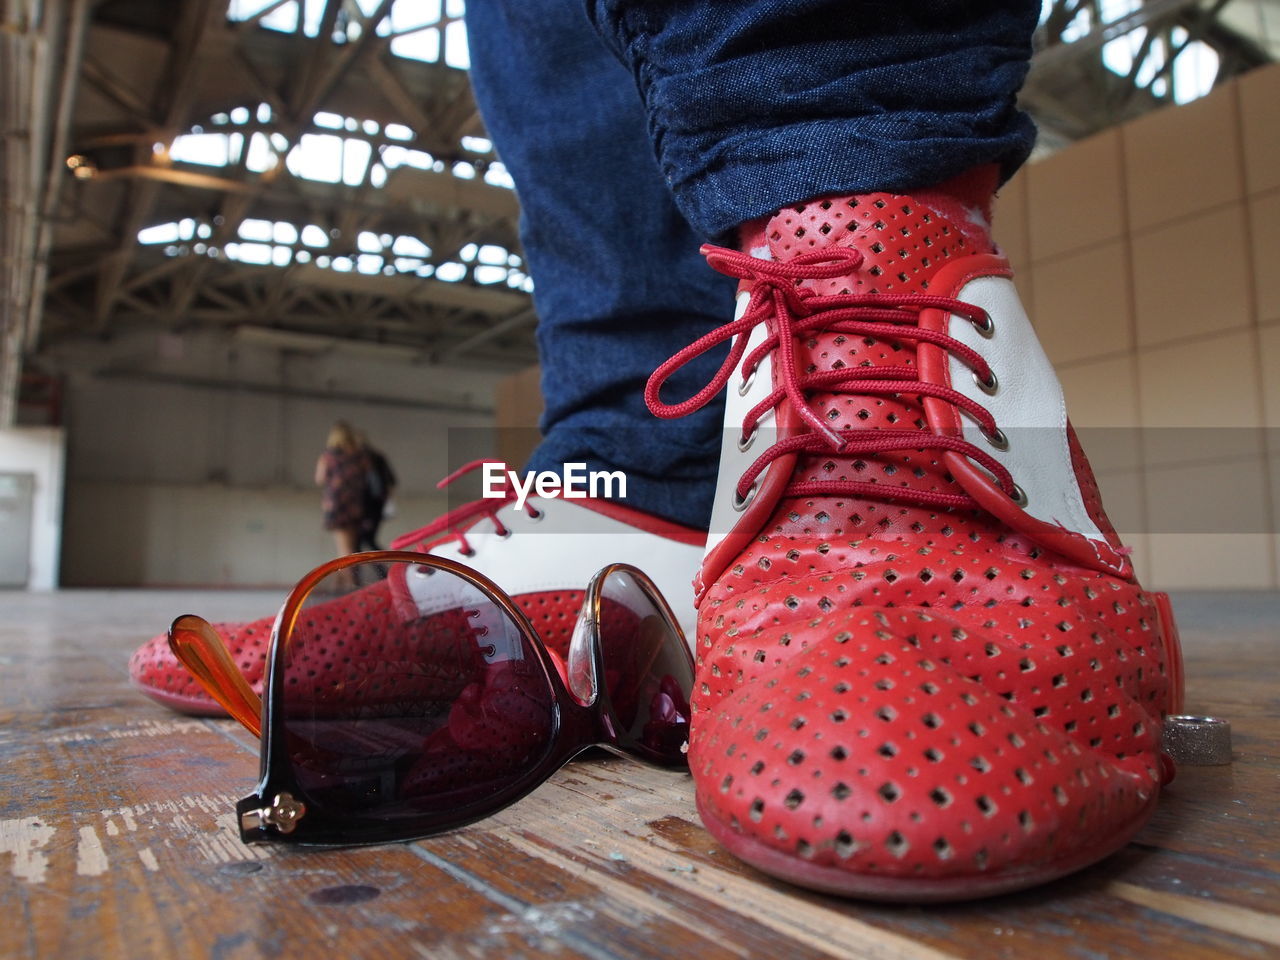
[1,589,1277,960]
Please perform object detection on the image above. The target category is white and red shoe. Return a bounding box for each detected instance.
[129,465,705,716]
[647,190,1184,901]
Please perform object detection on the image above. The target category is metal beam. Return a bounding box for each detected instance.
[232,0,294,30]
[24,0,93,359]
[1032,0,1202,71]
[93,0,225,329]
[434,307,538,363]
[81,54,153,123]
[92,367,495,416]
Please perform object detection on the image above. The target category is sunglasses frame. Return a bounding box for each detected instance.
[168,551,691,847]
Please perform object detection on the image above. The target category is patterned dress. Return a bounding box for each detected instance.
[320,446,371,531]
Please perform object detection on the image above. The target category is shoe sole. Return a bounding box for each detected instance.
[695,790,1159,902]
[132,680,240,718]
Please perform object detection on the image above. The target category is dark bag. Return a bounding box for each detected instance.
[364,450,396,505]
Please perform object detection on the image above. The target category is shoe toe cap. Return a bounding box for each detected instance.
[690,610,1160,891]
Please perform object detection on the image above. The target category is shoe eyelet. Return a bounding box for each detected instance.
[737,429,757,452]
[1010,483,1028,507]
[970,310,995,338]
[526,507,544,522]
[731,480,760,512]
[983,427,1009,451]
[737,366,758,396]
[458,546,476,558]
[412,564,435,577]
[973,369,998,395]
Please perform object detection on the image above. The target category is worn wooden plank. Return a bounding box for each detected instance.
[0,596,596,960]
[428,759,1280,960]
[1,589,1277,960]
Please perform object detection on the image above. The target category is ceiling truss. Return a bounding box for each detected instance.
[30,0,538,397]
[3,0,1275,424]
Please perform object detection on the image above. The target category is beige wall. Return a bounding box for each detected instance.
[996,62,1280,590]
[55,328,502,587]
[60,481,448,588]
[494,363,544,470]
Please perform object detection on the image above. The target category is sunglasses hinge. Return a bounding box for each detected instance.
[241,791,306,835]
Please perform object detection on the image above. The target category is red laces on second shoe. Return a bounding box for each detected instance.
[390,459,541,557]
[644,244,1017,510]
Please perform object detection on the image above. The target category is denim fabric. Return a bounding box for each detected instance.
[585,0,1040,241]
[466,0,734,529]
[464,0,1039,529]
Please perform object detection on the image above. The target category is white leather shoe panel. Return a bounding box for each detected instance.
[424,496,703,635]
[705,290,777,559]
[946,276,1106,543]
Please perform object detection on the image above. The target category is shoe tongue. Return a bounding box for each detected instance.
[756,194,974,505]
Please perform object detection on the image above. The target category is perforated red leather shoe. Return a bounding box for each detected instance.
[130,480,704,716]
[646,193,1184,901]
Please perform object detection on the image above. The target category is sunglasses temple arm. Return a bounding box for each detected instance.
[167,616,263,738]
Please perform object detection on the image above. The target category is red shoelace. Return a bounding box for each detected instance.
[644,245,1016,510]
[390,459,541,557]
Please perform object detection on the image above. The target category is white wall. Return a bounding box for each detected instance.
[0,427,66,590]
[50,328,508,587]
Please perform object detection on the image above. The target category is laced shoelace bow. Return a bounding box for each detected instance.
[644,245,1018,510]
[390,459,541,557]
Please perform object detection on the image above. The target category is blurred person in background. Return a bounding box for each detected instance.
[314,421,371,590]
[357,432,398,552]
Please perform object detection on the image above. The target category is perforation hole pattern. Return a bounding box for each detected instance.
[130,586,585,711]
[694,602,1167,879]
[691,196,1171,881]
[767,195,973,506]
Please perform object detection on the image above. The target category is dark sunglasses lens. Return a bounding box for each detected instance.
[276,559,556,828]
[593,569,693,763]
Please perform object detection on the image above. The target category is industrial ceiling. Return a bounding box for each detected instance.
[2,0,1276,425]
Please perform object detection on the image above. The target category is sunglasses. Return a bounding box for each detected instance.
[167,552,694,846]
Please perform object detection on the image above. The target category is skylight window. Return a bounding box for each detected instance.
[141,11,535,294]
[392,236,430,257]
[1040,0,1220,106]
[484,162,514,189]
[169,133,240,167]
[136,215,532,292]
[246,133,277,172]
[227,0,469,68]
[238,219,273,242]
[138,223,180,245]
[301,225,329,247]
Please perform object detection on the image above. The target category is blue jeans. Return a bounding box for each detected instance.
[465,0,1039,529]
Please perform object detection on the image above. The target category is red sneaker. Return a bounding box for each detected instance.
[129,480,705,716]
[646,193,1184,901]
